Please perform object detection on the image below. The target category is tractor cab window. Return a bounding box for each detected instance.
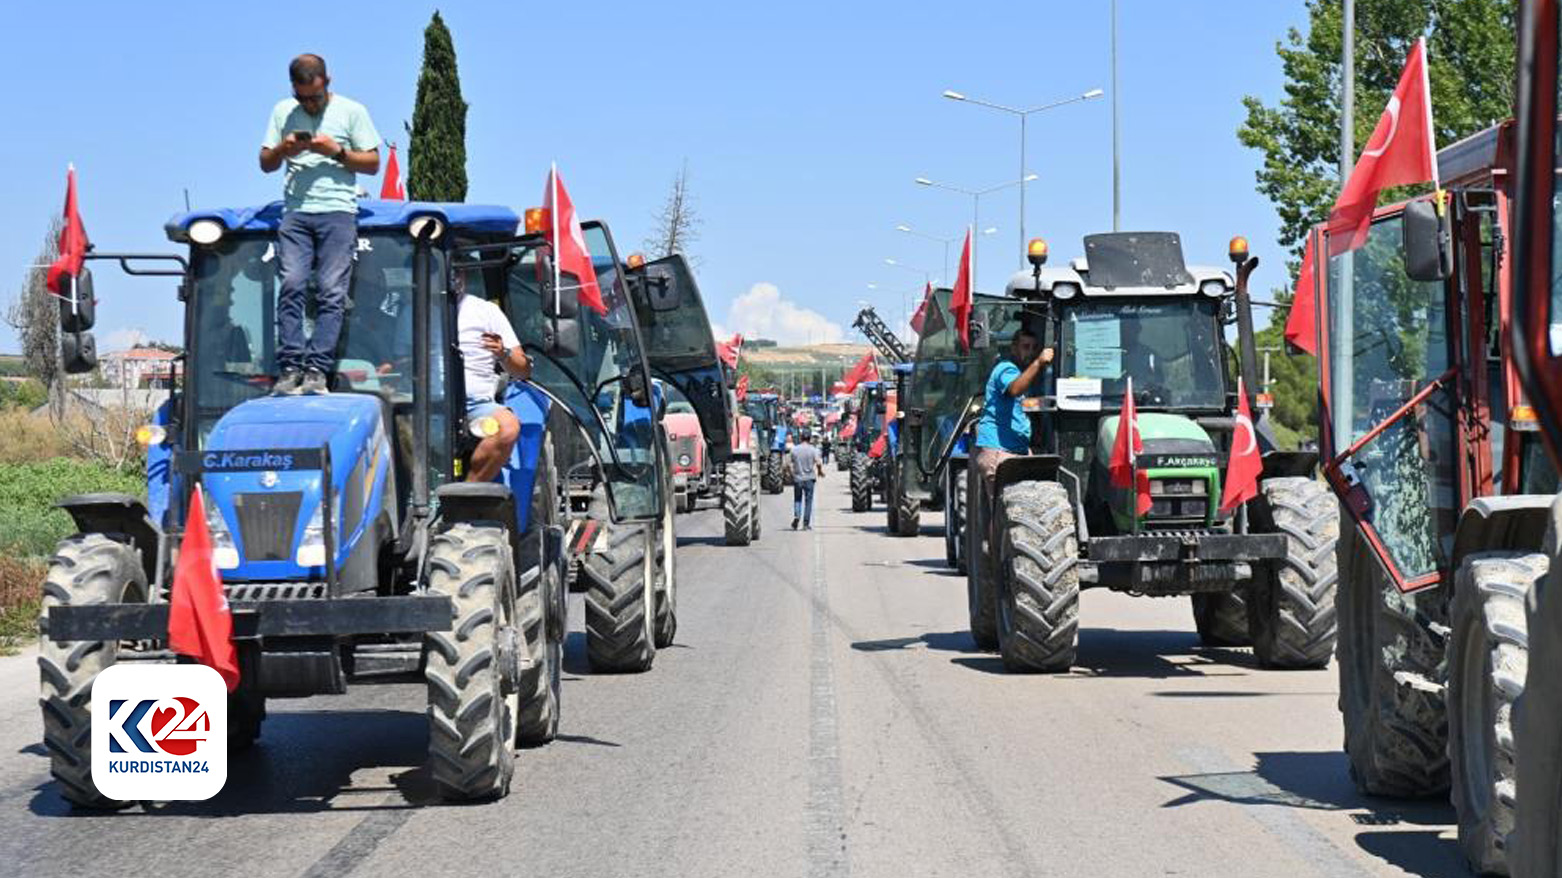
[499,225,661,520]
[1056,298,1226,410]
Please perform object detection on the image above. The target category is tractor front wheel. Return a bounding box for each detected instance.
[850,455,872,512]
[945,466,966,571]
[763,451,785,494]
[583,519,657,673]
[723,461,754,546]
[994,480,1079,672]
[1247,477,1338,669]
[890,460,920,537]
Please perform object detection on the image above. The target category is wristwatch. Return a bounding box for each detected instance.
[335,145,349,162]
[499,345,512,361]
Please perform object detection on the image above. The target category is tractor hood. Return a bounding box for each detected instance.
[1095,412,1221,529]
[200,394,393,582]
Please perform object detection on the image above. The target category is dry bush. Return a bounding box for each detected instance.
[0,555,43,650]
[0,409,73,464]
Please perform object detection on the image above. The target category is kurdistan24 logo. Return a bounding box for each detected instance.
[91,665,228,800]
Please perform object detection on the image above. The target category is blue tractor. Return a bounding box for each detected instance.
[38,200,673,807]
[743,392,786,495]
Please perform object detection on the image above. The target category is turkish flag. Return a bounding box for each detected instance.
[909,282,933,334]
[167,484,240,693]
[543,164,608,316]
[1107,377,1152,516]
[46,167,90,296]
[1328,38,1437,254]
[735,374,749,400]
[717,333,743,369]
[948,229,974,350]
[869,433,888,459]
[840,351,878,393]
[380,143,405,200]
[1220,377,1263,512]
[1282,236,1319,355]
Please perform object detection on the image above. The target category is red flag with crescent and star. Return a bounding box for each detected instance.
[1220,377,1263,512]
[543,164,607,316]
[1107,377,1152,516]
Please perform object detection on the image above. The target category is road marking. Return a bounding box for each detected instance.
[808,532,851,878]
[297,800,415,878]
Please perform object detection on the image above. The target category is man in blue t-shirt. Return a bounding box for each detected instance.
[974,327,1053,492]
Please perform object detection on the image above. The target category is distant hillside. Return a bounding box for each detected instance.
[743,343,872,369]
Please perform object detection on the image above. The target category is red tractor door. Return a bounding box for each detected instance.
[1316,211,1464,592]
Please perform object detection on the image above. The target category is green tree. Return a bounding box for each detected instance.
[408,11,469,202]
[1237,0,1514,444]
[5,221,63,419]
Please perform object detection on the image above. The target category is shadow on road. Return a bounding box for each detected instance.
[28,708,435,818]
[678,534,732,548]
[939,628,1265,679]
[1158,750,1463,877]
[851,630,985,655]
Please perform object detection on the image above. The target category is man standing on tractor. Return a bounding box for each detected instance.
[452,271,532,482]
[974,327,1052,491]
[259,53,382,396]
[789,429,825,530]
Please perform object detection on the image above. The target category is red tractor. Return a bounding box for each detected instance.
[663,397,710,514]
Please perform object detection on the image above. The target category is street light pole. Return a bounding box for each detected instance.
[1111,0,1121,231]
[915,174,1035,289]
[943,87,1103,265]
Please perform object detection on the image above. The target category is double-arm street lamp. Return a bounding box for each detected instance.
[941,87,1104,262]
[914,174,1036,284]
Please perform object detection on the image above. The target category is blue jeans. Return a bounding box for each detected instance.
[793,479,816,524]
[277,211,357,373]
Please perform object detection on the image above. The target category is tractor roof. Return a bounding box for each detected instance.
[1005,231,1233,299]
[1004,262,1232,299]
[165,200,523,242]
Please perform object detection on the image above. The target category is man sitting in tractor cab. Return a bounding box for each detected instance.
[975,326,1053,491]
[453,270,532,481]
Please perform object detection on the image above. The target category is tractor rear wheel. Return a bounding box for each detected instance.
[1192,592,1251,647]
[38,533,147,809]
[723,461,754,546]
[1336,515,1450,797]
[763,451,784,494]
[890,460,920,537]
[516,436,563,746]
[965,468,997,649]
[945,466,966,570]
[1248,477,1338,669]
[994,480,1079,672]
[836,446,851,472]
[583,519,656,673]
[424,522,518,800]
[850,455,872,512]
[1511,519,1562,878]
[1448,552,1543,875]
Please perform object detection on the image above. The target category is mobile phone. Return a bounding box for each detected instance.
[290,130,311,143]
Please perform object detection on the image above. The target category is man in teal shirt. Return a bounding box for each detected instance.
[975,327,1052,492]
[259,54,381,395]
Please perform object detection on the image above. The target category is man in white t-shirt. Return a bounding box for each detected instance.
[454,272,531,481]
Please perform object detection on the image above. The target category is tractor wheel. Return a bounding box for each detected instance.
[723,461,754,547]
[763,451,784,494]
[965,467,997,649]
[516,437,563,746]
[38,533,147,809]
[583,519,656,673]
[654,489,678,649]
[994,480,1079,672]
[424,522,519,801]
[1247,477,1338,669]
[836,447,851,472]
[1192,592,1251,647]
[1448,552,1543,875]
[850,455,872,512]
[891,461,920,537]
[886,465,902,533]
[1336,514,1450,797]
[1511,520,1562,878]
[228,688,267,753]
[945,466,965,569]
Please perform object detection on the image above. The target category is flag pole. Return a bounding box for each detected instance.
[550,162,562,316]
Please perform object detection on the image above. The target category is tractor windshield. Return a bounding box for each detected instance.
[498,223,662,519]
[187,231,442,440]
[1056,297,1227,410]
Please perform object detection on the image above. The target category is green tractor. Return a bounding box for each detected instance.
[944,232,1336,672]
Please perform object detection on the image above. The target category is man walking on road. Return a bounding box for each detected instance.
[789,430,825,530]
[975,327,1052,493]
[260,53,382,396]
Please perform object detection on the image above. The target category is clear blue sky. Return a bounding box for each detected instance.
[1,0,1308,352]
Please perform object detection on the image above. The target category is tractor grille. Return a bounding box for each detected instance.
[233,492,303,562]
[1147,478,1209,523]
[672,435,699,468]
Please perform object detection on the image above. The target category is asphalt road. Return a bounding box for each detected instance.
[0,475,1469,877]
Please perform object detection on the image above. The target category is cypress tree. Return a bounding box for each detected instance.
[408,11,468,202]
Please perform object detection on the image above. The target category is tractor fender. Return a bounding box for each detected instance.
[991,454,1062,500]
[499,383,554,535]
[1260,449,1319,479]
[1451,495,1554,568]
[732,415,755,455]
[56,493,160,584]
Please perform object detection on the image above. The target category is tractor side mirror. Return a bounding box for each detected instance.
[644,274,680,312]
[1402,199,1449,282]
[544,317,581,358]
[538,253,581,319]
[62,330,98,374]
[57,269,96,332]
[968,318,990,350]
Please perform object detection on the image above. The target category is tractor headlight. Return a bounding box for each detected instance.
[295,496,341,568]
[1199,279,1229,297]
[1050,282,1079,300]
[134,424,167,447]
[678,454,692,467]
[187,219,226,246]
[202,492,240,570]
